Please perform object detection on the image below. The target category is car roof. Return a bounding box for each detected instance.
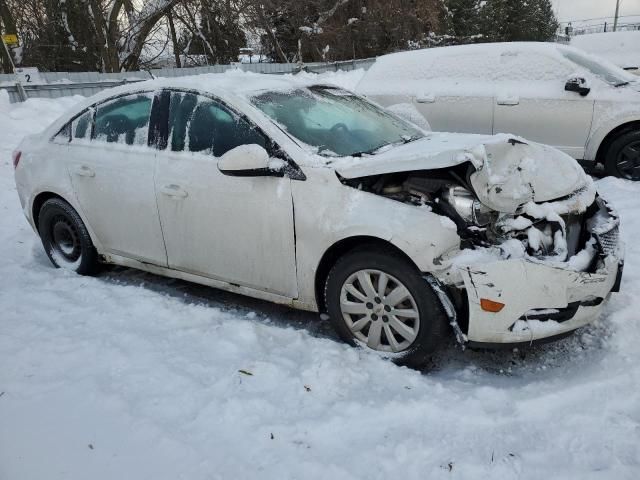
[373,41,563,63]
[356,42,582,95]
[44,71,330,137]
[82,71,323,104]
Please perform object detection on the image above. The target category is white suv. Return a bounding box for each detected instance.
[13,74,623,366]
[356,42,640,180]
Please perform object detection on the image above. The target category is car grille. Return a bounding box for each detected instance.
[597,225,619,256]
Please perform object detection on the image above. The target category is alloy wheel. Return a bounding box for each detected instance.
[339,269,420,353]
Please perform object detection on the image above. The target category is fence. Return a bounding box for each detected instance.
[0,58,376,104]
[558,21,640,37]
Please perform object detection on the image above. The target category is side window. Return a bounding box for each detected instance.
[53,123,71,143]
[72,109,93,140]
[93,94,152,145]
[496,51,573,81]
[167,91,266,157]
[430,53,496,80]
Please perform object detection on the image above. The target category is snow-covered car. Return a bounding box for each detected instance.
[356,42,640,180]
[13,74,623,366]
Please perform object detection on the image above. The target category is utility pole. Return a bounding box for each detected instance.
[613,0,621,31]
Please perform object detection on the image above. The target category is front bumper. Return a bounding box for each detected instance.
[457,197,623,345]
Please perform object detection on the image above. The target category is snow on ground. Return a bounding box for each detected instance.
[572,31,640,72]
[1,76,640,480]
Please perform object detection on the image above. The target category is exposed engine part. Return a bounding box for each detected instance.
[340,168,593,263]
[442,186,497,227]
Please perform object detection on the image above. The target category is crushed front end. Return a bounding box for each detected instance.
[339,136,623,346]
[452,194,623,345]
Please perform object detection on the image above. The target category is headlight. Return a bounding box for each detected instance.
[444,186,496,226]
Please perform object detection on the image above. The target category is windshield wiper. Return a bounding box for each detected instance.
[615,81,630,87]
[351,142,391,157]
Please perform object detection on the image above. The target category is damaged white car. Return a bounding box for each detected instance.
[13,74,623,367]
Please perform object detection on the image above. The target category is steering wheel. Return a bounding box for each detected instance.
[330,123,349,134]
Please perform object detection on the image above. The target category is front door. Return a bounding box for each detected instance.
[491,50,594,159]
[154,91,298,297]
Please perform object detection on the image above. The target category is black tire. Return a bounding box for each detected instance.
[324,247,449,368]
[604,130,640,180]
[38,198,99,275]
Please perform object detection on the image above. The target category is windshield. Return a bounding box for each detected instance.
[251,86,424,157]
[560,48,634,86]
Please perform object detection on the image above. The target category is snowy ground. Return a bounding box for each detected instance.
[1,74,640,480]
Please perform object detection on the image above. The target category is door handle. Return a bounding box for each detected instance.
[416,93,435,103]
[73,165,95,177]
[496,96,520,106]
[160,184,188,199]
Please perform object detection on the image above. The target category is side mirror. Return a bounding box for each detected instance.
[218,144,280,176]
[565,77,591,96]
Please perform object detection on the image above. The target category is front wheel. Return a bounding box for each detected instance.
[38,198,99,275]
[324,248,449,367]
[604,130,640,180]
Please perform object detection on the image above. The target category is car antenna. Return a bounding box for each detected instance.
[144,69,156,80]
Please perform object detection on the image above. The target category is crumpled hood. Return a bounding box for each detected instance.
[332,133,587,213]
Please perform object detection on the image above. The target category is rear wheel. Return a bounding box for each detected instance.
[38,198,99,275]
[324,248,449,367]
[604,130,640,180]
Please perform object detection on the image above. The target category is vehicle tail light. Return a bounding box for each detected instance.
[480,298,505,313]
[12,150,22,169]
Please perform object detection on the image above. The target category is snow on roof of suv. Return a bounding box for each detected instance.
[356,42,637,94]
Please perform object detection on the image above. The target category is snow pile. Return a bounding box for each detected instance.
[572,31,640,71]
[1,94,640,479]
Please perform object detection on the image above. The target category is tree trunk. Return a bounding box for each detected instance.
[167,10,181,68]
[120,0,183,71]
[256,4,288,63]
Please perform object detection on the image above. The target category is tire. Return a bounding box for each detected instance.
[38,198,99,275]
[604,130,640,180]
[324,247,449,368]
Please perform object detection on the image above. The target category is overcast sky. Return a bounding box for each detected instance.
[553,0,640,23]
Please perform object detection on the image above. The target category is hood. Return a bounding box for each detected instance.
[332,133,587,213]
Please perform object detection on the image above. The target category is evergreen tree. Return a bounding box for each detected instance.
[445,0,482,39]
[479,0,558,42]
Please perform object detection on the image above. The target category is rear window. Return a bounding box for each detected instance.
[93,94,152,145]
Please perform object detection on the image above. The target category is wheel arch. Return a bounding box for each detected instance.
[32,191,67,228]
[314,235,420,313]
[31,190,103,253]
[594,120,640,165]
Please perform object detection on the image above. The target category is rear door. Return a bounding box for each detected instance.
[65,92,168,265]
[492,49,595,159]
[412,51,496,135]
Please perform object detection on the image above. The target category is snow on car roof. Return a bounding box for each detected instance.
[356,42,594,94]
[81,70,321,105]
[42,70,334,138]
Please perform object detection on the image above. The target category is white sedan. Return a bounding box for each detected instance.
[356,42,640,180]
[13,74,623,366]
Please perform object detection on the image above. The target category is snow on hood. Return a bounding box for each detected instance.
[331,133,588,213]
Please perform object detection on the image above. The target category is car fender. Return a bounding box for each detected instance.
[585,102,640,161]
[16,145,106,254]
[291,167,460,308]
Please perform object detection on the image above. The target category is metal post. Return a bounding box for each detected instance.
[614,0,621,31]
[1,36,16,73]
